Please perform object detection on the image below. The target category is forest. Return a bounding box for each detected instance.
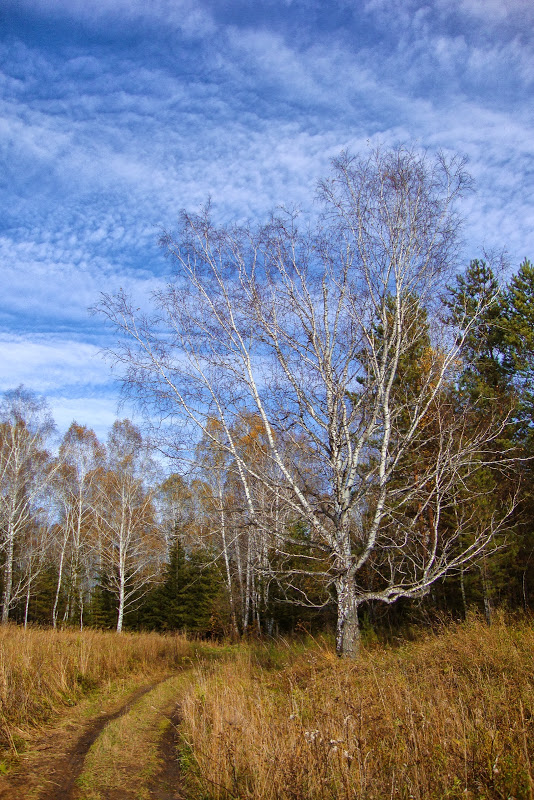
[2,148,534,653]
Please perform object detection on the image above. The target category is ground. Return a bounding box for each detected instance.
[0,675,186,800]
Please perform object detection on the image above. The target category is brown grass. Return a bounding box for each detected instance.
[0,625,192,755]
[76,672,188,799]
[178,616,534,799]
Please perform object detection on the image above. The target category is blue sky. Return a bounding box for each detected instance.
[1,0,533,443]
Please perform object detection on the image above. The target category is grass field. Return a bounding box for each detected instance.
[0,625,193,756]
[1,617,533,799]
[178,616,534,799]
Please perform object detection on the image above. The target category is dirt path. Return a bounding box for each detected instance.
[42,681,164,800]
[0,678,168,800]
[146,703,185,800]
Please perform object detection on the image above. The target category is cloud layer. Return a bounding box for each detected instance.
[1,0,533,440]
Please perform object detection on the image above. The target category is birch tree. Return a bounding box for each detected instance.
[95,420,164,632]
[195,414,292,635]
[98,145,514,655]
[53,423,105,629]
[0,387,56,623]
[20,514,54,628]
[194,426,242,636]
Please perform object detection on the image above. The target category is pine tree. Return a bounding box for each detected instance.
[445,259,509,405]
[25,562,58,624]
[502,259,534,436]
[137,539,224,634]
[159,536,189,631]
[442,261,516,619]
[180,548,224,634]
[499,259,534,609]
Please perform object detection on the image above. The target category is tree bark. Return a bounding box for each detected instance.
[1,524,15,624]
[481,557,492,626]
[219,496,239,637]
[24,580,31,628]
[335,574,361,657]
[460,564,468,620]
[117,578,125,633]
[53,537,67,629]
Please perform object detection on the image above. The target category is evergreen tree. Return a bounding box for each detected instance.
[442,260,517,620]
[138,540,224,635]
[140,537,189,631]
[88,572,116,628]
[181,548,224,634]
[502,259,534,436]
[445,259,509,405]
[23,562,58,625]
[499,259,534,609]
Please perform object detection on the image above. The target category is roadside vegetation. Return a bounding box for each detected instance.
[178,615,534,800]
[76,672,188,800]
[0,625,195,757]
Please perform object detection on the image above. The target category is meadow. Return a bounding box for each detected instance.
[179,616,534,800]
[0,617,533,799]
[0,625,192,756]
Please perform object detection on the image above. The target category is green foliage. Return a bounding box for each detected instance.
[25,563,58,624]
[502,258,534,435]
[264,520,337,635]
[137,539,225,635]
[445,259,509,405]
[89,573,117,629]
[439,258,534,620]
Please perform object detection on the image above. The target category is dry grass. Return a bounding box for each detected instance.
[77,672,188,799]
[179,616,534,799]
[0,625,193,754]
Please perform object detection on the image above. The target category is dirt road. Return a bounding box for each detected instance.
[0,675,186,800]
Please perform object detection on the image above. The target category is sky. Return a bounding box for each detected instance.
[1,0,533,445]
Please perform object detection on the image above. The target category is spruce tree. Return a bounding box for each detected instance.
[444,259,508,405]
[161,536,189,630]
[443,260,517,619]
[500,259,534,609]
[503,259,534,436]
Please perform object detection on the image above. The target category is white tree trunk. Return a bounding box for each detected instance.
[117,575,125,633]
[52,534,68,629]
[1,521,15,624]
[335,573,361,658]
[24,579,31,628]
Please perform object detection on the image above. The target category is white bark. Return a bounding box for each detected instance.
[0,388,57,623]
[97,146,515,656]
[93,420,164,631]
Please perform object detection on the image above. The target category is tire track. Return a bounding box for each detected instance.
[39,680,166,800]
[146,703,185,800]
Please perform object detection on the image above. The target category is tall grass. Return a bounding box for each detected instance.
[0,625,192,753]
[179,616,534,799]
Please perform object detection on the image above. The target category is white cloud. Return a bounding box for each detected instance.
[455,0,534,24]
[4,0,217,38]
[50,395,126,441]
[1,0,533,443]
[0,335,109,393]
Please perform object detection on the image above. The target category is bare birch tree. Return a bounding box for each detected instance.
[194,424,242,636]
[94,420,164,632]
[195,414,292,635]
[20,513,54,628]
[97,145,514,655]
[53,423,105,629]
[0,386,57,624]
